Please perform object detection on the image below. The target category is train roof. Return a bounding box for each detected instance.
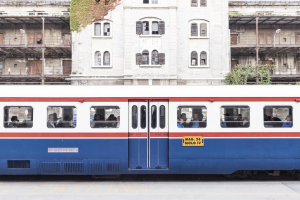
[0,85,299,98]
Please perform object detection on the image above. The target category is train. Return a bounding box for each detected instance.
[0,85,300,175]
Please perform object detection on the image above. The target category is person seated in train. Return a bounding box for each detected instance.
[57,115,73,128]
[47,114,56,128]
[220,118,227,128]
[111,117,118,128]
[177,118,184,128]
[99,115,106,127]
[189,113,200,128]
[53,113,58,126]
[242,117,249,128]
[116,116,120,128]
[282,115,293,128]
[8,116,19,128]
[106,114,115,128]
[68,115,76,128]
[237,114,243,127]
[271,116,282,127]
[223,113,231,127]
[91,114,101,128]
[180,113,188,127]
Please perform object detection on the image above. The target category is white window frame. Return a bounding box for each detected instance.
[189,49,209,68]
[92,20,113,38]
[139,48,162,67]
[191,0,208,8]
[141,0,159,6]
[139,18,163,37]
[92,49,112,68]
[189,20,209,39]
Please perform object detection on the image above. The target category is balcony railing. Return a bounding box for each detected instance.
[0,36,71,46]
[231,35,299,46]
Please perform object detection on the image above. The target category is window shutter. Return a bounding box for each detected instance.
[191,0,198,7]
[136,21,143,35]
[158,21,165,35]
[200,23,207,37]
[191,23,198,36]
[200,51,207,66]
[136,53,142,65]
[200,0,207,7]
[158,53,165,65]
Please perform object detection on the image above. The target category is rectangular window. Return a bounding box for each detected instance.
[152,0,158,4]
[177,106,207,128]
[160,105,166,129]
[191,23,198,37]
[264,106,293,128]
[91,106,120,128]
[220,106,250,128]
[141,105,147,129]
[104,23,110,36]
[0,62,3,74]
[151,105,157,129]
[47,106,76,128]
[143,0,149,4]
[4,106,33,128]
[152,22,159,35]
[132,105,138,129]
[191,0,198,7]
[142,21,149,35]
[94,23,101,36]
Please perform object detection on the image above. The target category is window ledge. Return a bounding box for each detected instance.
[189,65,209,68]
[92,36,113,39]
[189,36,209,39]
[92,66,113,68]
[139,35,162,38]
[140,65,162,67]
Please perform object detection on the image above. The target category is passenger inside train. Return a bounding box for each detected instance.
[177,106,207,128]
[4,106,33,128]
[90,106,120,128]
[263,106,293,128]
[220,106,250,128]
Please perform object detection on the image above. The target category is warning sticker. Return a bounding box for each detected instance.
[182,136,204,146]
[48,148,78,153]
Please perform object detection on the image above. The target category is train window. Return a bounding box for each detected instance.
[220,106,250,128]
[90,106,120,128]
[151,105,157,129]
[132,105,138,129]
[4,106,33,128]
[47,106,76,128]
[160,105,166,129]
[264,106,293,128]
[141,105,147,129]
[177,106,207,128]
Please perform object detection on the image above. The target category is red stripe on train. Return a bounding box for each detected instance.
[150,132,169,137]
[0,132,128,138]
[128,132,147,137]
[170,132,300,137]
[0,97,299,102]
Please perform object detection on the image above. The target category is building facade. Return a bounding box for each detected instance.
[70,0,230,85]
[0,0,71,84]
[229,1,300,83]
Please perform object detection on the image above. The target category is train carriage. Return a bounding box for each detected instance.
[0,85,299,175]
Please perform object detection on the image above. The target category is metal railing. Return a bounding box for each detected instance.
[0,36,71,46]
[231,35,299,46]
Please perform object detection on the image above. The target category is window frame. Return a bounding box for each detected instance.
[263,105,293,128]
[141,0,159,5]
[189,50,209,68]
[220,105,250,129]
[4,106,34,129]
[46,106,77,129]
[92,21,113,38]
[92,49,112,68]
[139,48,163,67]
[190,0,208,7]
[177,105,208,129]
[90,106,121,129]
[189,20,209,39]
[138,18,164,37]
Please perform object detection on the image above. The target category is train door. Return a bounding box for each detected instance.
[128,100,169,169]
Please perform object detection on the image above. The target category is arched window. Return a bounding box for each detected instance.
[103,51,110,66]
[142,50,149,65]
[104,23,110,36]
[191,51,198,66]
[152,50,159,65]
[200,23,207,37]
[152,21,158,35]
[200,51,207,66]
[191,23,198,36]
[94,23,101,36]
[94,51,101,66]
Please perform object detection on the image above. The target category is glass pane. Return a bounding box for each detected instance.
[220,106,250,128]
[160,105,165,129]
[151,105,157,129]
[132,105,138,129]
[142,21,149,35]
[141,105,146,129]
[104,23,110,36]
[103,51,110,65]
[152,50,159,65]
[94,23,101,36]
[264,106,293,128]
[177,106,207,128]
[152,22,158,35]
[95,51,101,66]
[143,0,149,4]
[152,0,158,4]
[47,106,77,128]
[142,50,149,65]
[91,106,120,128]
[4,106,33,128]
